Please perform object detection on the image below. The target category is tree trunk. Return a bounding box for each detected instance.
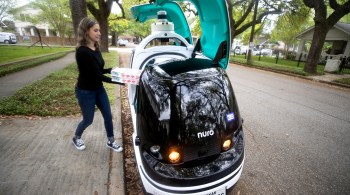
[111,31,116,46]
[98,18,109,52]
[87,0,113,53]
[69,0,87,41]
[302,0,350,74]
[303,23,328,74]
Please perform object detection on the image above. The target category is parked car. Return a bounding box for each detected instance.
[251,47,260,55]
[233,45,248,55]
[0,32,17,44]
[234,45,260,55]
[260,48,273,56]
[117,39,128,46]
[127,1,244,195]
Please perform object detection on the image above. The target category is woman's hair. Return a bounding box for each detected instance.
[76,17,99,49]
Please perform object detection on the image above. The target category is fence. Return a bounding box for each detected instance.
[16,35,76,46]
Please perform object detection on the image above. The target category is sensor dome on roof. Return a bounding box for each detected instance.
[151,10,174,33]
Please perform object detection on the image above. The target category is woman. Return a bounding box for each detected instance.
[72,17,123,152]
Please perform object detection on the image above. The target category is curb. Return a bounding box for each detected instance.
[309,77,350,89]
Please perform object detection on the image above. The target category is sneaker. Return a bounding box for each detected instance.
[72,137,86,150]
[106,141,123,152]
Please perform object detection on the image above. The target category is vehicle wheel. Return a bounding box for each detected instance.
[4,40,9,44]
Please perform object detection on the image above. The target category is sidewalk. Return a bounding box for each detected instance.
[307,73,350,88]
[0,51,126,195]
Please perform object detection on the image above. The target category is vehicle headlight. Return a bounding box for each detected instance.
[168,148,181,163]
[222,139,232,151]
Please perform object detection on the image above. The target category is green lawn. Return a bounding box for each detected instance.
[335,78,350,85]
[0,45,74,77]
[0,51,119,116]
[230,54,325,76]
[231,54,350,84]
[0,45,74,64]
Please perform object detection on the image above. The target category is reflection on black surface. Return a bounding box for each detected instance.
[136,58,242,163]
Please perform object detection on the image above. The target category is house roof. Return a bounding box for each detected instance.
[335,22,350,35]
[296,22,350,39]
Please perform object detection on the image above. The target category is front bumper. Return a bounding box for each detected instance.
[132,130,244,195]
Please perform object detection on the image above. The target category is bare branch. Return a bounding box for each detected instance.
[234,0,254,28]
[86,2,99,17]
[113,0,125,18]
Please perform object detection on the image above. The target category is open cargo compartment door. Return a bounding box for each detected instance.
[131,2,193,44]
[155,0,231,69]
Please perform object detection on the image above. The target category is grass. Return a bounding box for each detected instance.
[0,45,74,63]
[230,54,325,76]
[0,51,119,117]
[0,52,71,77]
[232,54,350,86]
[335,78,350,85]
[0,45,74,77]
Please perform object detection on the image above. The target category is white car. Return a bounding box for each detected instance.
[260,48,273,56]
[127,1,244,195]
[233,45,248,55]
[234,45,260,55]
[0,32,17,44]
[117,39,128,46]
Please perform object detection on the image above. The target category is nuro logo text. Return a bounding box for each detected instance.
[197,130,214,138]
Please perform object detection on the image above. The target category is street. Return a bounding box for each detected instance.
[227,65,350,194]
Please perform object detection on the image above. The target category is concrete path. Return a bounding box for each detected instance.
[308,72,350,83]
[0,99,124,195]
[0,52,76,99]
[0,49,127,195]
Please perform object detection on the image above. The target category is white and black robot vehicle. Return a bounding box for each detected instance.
[127,1,244,194]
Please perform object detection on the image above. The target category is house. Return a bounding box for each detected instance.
[11,3,75,46]
[0,21,8,30]
[13,4,54,37]
[295,22,350,62]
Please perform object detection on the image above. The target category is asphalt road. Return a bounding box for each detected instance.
[227,65,350,194]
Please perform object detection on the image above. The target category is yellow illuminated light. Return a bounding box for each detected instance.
[223,139,232,150]
[168,150,181,163]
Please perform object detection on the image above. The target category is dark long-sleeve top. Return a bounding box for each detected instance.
[76,46,118,90]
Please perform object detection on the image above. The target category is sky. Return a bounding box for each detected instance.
[17,0,31,7]
[15,0,121,14]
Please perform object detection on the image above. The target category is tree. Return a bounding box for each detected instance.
[228,0,285,42]
[33,0,72,46]
[302,0,350,74]
[271,0,313,58]
[130,20,152,43]
[109,18,130,45]
[86,0,114,52]
[69,0,87,41]
[0,0,16,23]
[2,19,15,31]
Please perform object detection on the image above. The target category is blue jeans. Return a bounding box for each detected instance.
[75,86,114,138]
